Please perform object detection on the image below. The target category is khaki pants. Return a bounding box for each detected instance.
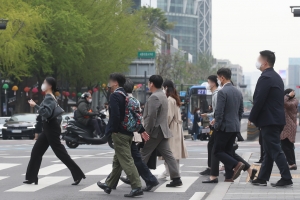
[106,133,141,189]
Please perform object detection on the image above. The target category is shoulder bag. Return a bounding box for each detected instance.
[48,95,65,120]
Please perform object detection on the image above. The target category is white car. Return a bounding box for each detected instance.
[0,117,10,138]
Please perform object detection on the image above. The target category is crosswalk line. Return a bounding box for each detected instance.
[5,176,70,192]
[80,178,124,191]
[86,164,112,175]
[0,176,9,181]
[154,176,198,192]
[150,164,183,175]
[0,163,20,171]
[189,192,206,200]
[21,164,67,176]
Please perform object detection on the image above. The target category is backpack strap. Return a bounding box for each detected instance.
[115,90,127,97]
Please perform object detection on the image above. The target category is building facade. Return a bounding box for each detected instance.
[216,59,244,88]
[157,0,212,62]
[288,58,300,98]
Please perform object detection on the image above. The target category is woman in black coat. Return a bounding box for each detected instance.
[34,115,43,140]
[25,77,85,186]
[192,108,201,140]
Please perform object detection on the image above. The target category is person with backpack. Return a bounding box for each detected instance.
[97,73,149,198]
[76,92,103,137]
[104,78,159,192]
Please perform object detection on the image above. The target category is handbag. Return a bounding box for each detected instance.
[48,95,65,120]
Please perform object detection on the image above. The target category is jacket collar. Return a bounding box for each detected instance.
[153,88,162,94]
[262,67,274,74]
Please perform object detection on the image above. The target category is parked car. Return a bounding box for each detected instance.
[2,113,37,140]
[0,117,10,138]
[61,113,74,134]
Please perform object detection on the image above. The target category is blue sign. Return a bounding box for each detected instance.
[198,89,206,95]
[179,91,186,97]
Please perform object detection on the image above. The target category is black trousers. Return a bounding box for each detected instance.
[281,138,296,165]
[259,130,264,161]
[258,125,292,181]
[107,141,158,187]
[214,131,238,179]
[88,119,103,137]
[208,131,220,176]
[25,119,85,181]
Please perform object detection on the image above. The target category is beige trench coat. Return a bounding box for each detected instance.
[161,96,188,160]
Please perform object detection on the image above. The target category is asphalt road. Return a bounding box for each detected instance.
[1,120,299,200]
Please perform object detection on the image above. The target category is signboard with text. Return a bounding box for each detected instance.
[138,51,156,59]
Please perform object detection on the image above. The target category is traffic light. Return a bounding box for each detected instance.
[294,9,300,17]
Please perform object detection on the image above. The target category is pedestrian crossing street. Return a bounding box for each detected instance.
[0,162,205,199]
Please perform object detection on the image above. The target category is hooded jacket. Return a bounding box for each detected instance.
[76,98,97,125]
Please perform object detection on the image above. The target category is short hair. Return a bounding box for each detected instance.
[284,88,293,95]
[149,75,163,88]
[207,75,219,87]
[217,68,231,80]
[123,78,134,94]
[109,73,126,87]
[260,50,276,67]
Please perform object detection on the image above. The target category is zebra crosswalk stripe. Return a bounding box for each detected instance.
[21,164,67,176]
[85,164,112,175]
[0,163,20,171]
[189,192,206,200]
[0,176,9,181]
[154,176,198,193]
[80,178,124,192]
[150,164,184,175]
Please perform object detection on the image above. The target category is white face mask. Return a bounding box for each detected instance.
[197,111,200,114]
[256,61,262,70]
[217,79,222,87]
[206,85,211,90]
[41,84,47,92]
[162,87,166,94]
[88,99,92,103]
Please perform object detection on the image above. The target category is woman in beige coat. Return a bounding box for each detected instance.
[158,80,188,179]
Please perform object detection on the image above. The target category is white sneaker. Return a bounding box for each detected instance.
[158,171,169,180]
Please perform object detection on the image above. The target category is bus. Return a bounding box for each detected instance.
[185,84,212,134]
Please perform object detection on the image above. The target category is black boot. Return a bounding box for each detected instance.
[124,188,143,197]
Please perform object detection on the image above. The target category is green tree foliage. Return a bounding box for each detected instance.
[140,6,174,31]
[0,0,44,81]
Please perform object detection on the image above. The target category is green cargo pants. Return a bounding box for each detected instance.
[105,133,141,189]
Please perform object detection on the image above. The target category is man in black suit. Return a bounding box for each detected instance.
[213,68,245,182]
[250,50,292,187]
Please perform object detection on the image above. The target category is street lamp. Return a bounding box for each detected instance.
[290,6,300,17]
[0,19,8,30]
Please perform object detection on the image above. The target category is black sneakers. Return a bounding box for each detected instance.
[199,168,211,176]
[271,178,293,187]
[254,159,263,165]
[251,178,267,186]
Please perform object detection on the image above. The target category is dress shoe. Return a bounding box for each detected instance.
[224,179,233,182]
[202,178,218,183]
[143,181,159,191]
[271,178,293,187]
[251,178,267,186]
[23,179,38,185]
[250,169,257,181]
[124,188,143,197]
[166,178,182,187]
[289,165,297,170]
[232,162,245,180]
[97,181,112,194]
[72,176,86,185]
[254,159,263,165]
[120,176,131,185]
[199,168,211,176]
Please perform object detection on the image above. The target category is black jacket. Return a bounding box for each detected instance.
[76,98,97,125]
[249,68,286,127]
[105,88,133,136]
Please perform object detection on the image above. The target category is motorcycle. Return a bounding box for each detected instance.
[62,110,113,149]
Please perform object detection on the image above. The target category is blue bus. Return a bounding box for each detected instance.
[186,84,212,134]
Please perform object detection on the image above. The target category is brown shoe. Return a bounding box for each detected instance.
[224,179,234,182]
[232,162,245,180]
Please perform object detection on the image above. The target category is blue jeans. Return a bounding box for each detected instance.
[193,126,202,140]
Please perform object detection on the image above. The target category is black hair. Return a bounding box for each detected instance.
[149,75,163,88]
[260,50,276,67]
[207,75,219,87]
[109,73,126,87]
[284,88,293,95]
[123,78,134,94]
[162,80,181,107]
[45,77,59,94]
[217,68,231,80]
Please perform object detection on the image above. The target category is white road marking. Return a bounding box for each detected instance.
[189,192,206,200]
[0,176,9,181]
[205,182,232,200]
[80,178,124,192]
[154,176,198,192]
[150,164,183,176]
[51,157,81,163]
[0,163,20,171]
[5,176,70,192]
[21,164,67,176]
[86,164,112,175]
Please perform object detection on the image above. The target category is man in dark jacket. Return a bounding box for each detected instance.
[76,92,102,137]
[250,50,292,187]
[97,73,149,198]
